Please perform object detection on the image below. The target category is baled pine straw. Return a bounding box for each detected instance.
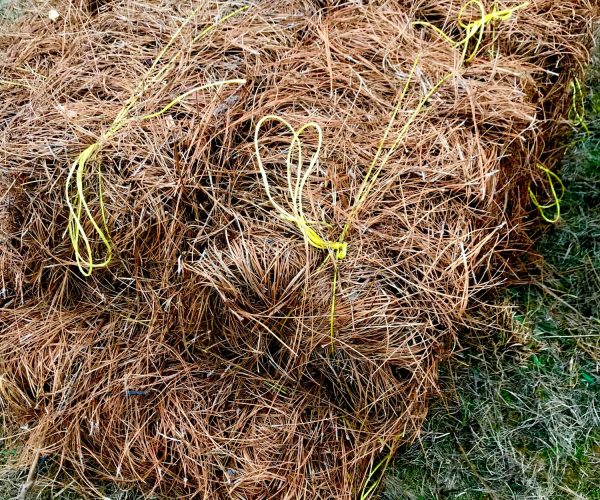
[0,0,598,498]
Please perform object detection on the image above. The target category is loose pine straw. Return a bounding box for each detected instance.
[0,0,597,498]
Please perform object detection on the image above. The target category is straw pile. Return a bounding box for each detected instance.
[0,0,597,497]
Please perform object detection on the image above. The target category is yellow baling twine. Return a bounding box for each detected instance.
[254,116,348,260]
[569,77,589,137]
[359,442,395,500]
[66,6,248,276]
[528,78,589,223]
[254,117,346,354]
[255,1,529,354]
[529,163,565,224]
[413,0,529,64]
[527,76,592,223]
[528,77,586,224]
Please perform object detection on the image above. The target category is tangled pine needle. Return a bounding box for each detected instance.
[0,0,598,498]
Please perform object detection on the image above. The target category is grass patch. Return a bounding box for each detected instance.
[0,0,28,21]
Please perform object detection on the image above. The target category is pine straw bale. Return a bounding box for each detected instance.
[0,0,598,497]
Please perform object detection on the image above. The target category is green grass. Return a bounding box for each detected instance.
[0,0,27,21]
[384,64,600,500]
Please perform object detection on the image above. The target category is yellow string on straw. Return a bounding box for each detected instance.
[65,5,248,276]
[528,163,565,224]
[569,77,589,137]
[254,115,348,260]
[254,116,347,353]
[530,77,586,223]
[359,4,533,496]
[255,59,450,353]
[413,0,530,63]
